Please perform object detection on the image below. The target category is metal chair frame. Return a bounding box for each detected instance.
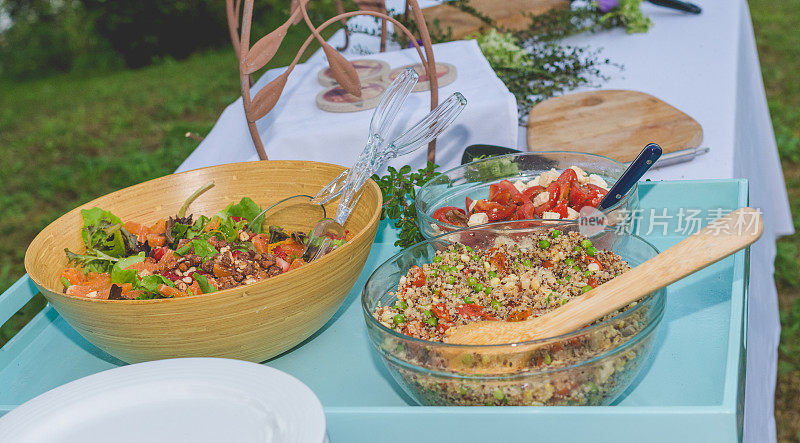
[226,0,440,162]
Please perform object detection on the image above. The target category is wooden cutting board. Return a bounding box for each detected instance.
[423,0,569,39]
[526,90,703,162]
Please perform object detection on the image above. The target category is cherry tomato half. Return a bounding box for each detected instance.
[432,206,468,226]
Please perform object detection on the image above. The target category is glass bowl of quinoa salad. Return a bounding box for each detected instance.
[415,151,639,239]
[362,220,665,406]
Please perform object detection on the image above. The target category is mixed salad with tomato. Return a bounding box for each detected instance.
[60,188,348,300]
[431,166,610,228]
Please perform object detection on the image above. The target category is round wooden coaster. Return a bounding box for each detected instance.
[386,62,456,92]
[317,59,389,87]
[316,81,386,113]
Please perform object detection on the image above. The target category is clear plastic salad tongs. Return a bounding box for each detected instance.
[302,68,468,261]
[308,67,420,206]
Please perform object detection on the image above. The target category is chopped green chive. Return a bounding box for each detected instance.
[539,239,551,249]
[484,286,492,295]
[433,256,443,263]
[543,353,552,365]
[467,276,478,285]
[463,295,474,304]
[393,314,406,325]
[580,239,592,249]
[491,299,501,309]
[425,317,438,326]
[474,283,485,293]
[447,276,456,285]
[584,270,593,277]
[61,277,72,288]
[395,300,408,310]
[573,265,581,271]
[564,258,574,265]
[488,271,497,279]
[586,246,599,257]
[430,269,438,278]
[551,229,562,239]
[581,285,592,293]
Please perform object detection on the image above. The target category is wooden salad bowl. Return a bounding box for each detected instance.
[24,161,382,364]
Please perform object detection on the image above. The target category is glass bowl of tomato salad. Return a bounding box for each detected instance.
[416,151,639,239]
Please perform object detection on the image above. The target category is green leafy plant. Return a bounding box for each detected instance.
[474,29,616,122]
[599,0,654,34]
[371,162,441,248]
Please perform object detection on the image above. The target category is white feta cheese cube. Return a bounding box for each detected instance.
[533,191,550,207]
[569,166,588,183]
[538,168,560,187]
[468,212,489,226]
[526,176,540,188]
[542,211,562,220]
[587,174,609,190]
[566,206,580,220]
[514,180,526,192]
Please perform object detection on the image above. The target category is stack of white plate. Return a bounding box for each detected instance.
[0,358,326,443]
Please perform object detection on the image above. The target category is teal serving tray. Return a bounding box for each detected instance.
[0,180,749,442]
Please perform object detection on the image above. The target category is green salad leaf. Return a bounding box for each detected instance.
[192,273,217,294]
[186,215,210,240]
[138,274,175,293]
[80,208,127,258]
[110,252,145,284]
[218,197,265,234]
[65,248,120,274]
[176,237,218,260]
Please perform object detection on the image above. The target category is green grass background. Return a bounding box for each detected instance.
[1,2,798,440]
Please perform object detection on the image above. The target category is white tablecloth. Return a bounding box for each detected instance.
[177,1,793,440]
[176,40,518,174]
[513,2,792,441]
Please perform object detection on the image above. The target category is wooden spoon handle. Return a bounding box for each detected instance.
[524,207,763,341]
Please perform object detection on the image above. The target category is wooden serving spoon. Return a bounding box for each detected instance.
[445,207,763,346]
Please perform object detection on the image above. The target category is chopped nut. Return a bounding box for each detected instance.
[239,231,250,241]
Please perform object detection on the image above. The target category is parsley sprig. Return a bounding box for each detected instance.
[371,162,441,248]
